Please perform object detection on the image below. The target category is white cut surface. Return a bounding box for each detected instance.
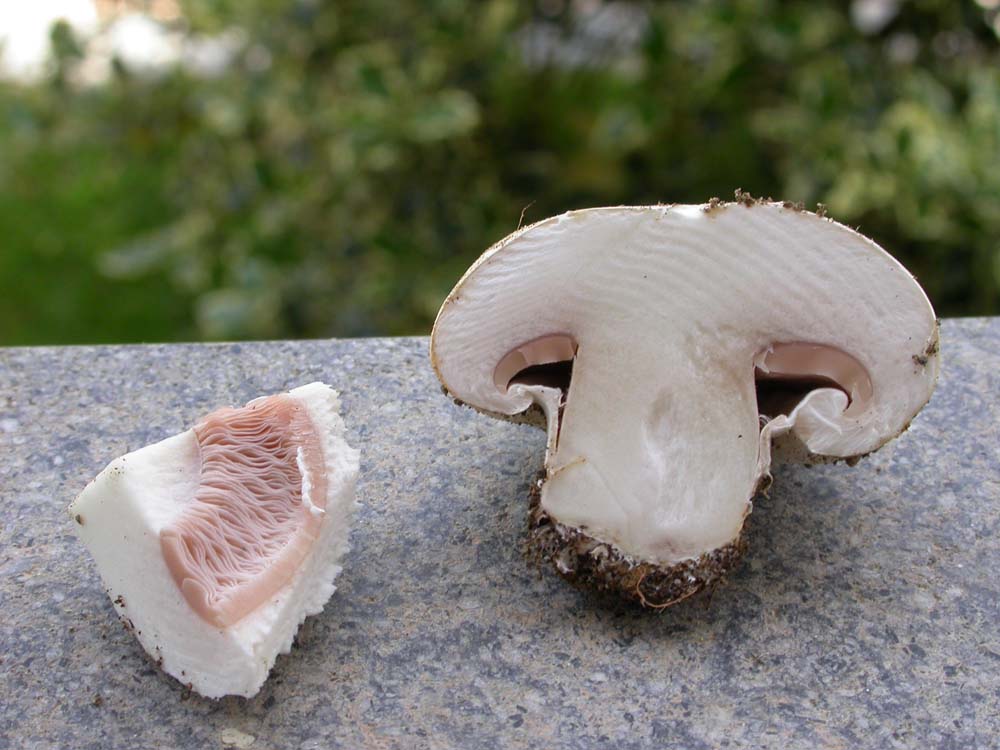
[432,205,939,565]
[69,382,360,699]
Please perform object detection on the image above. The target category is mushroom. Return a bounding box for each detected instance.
[70,383,360,697]
[430,199,939,607]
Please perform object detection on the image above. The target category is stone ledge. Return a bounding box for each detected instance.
[1,318,998,748]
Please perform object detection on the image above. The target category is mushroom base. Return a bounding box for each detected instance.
[525,472,747,609]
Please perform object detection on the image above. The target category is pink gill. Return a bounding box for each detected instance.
[160,394,326,628]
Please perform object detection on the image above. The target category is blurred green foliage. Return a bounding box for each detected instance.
[1,0,998,345]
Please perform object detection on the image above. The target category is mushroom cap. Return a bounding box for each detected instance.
[431,203,939,567]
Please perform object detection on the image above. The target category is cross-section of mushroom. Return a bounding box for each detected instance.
[69,383,359,698]
[430,201,940,608]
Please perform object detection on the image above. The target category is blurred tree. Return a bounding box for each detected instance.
[0,0,998,344]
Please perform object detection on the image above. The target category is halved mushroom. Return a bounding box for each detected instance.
[430,199,939,607]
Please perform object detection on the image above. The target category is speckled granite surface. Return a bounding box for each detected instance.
[0,318,997,749]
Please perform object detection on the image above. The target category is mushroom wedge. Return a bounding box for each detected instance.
[430,201,939,607]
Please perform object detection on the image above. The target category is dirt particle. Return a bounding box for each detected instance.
[113,595,125,607]
[75,514,84,525]
[703,196,724,214]
[221,727,257,748]
[816,203,828,218]
[734,188,757,207]
[92,694,103,707]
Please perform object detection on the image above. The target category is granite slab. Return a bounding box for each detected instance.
[0,318,998,749]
